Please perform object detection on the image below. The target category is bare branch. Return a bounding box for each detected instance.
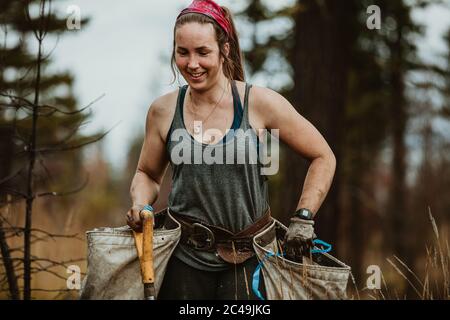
[30,258,86,270]
[7,246,23,253]
[13,124,113,158]
[0,166,26,187]
[31,228,83,241]
[0,92,35,108]
[0,102,23,110]
[0,187,27,199]
[0,257,86,266]
[30,267,71,281]
[41,0,52,40]
[0,215,21,237]
[38,93,105,116]
[0,288,75,293]
[30,264,86,278]
[18,63,37,84]
[0,227,84,242]
[24,1,38,41]
[31,288,74,292]
[40,33,59,63]
[29,234,84,243]
[37,153,54,183]
[36,174,89,199]
[36,123,117,154]
[9,255,86,277]
[0,197,22,207]
[40,118,88,149]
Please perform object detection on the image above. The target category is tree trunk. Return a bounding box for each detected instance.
[0,206,20,300]
[387,21,409,263]
[280,0,351,250]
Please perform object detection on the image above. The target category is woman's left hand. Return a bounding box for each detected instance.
[283,217,316,261]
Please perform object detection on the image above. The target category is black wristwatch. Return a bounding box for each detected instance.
[293,208,314,220]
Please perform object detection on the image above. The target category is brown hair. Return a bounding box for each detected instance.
[170,7,245,83]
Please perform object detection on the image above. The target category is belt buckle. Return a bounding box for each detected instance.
[189,223,215,250]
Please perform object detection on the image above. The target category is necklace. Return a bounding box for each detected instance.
[188,80,228,138]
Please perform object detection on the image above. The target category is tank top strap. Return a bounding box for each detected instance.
[166,85,188,146]
[241,82,252,130]
[231,80,243,128]
[178,84,188,123]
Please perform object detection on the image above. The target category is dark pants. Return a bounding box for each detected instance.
[158,255,266,300]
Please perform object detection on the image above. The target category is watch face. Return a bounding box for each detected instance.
[297,209,312,220]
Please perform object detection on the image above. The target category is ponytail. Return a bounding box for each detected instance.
[220,6,245,81]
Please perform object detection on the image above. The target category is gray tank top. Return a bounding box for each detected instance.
[165,81,269,271]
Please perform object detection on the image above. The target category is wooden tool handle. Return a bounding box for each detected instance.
[140,210,154,284]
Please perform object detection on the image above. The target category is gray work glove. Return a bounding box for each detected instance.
[283,217,316,262]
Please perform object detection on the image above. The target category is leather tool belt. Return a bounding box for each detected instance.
[169,208,272,264]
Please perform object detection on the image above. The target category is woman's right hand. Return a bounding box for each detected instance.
[126,204,145,232]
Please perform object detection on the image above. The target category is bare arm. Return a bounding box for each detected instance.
[131,100,170,205]
[258,87,336,217]
[127,99,170,229]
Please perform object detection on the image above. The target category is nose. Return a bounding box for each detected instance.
[187,56,200,70]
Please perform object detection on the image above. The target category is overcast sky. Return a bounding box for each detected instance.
[40,0,450,171]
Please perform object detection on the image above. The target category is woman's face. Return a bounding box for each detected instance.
[175,22,225,91]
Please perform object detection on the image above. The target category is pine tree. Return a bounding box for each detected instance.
[0,0,104,299]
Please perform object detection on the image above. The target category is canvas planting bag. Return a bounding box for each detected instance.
[80,209,181,299]
[253,218,351,300]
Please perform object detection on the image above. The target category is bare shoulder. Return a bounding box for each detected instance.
[249,85,286,108]
[146,88,180,142]
[245,84,289,130]
[232,80,274,104]
[231,81,266,130]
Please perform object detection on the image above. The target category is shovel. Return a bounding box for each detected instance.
[133,208,156,300]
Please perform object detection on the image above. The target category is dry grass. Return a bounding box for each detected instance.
[359,208,449,300]
[2,199,448,300]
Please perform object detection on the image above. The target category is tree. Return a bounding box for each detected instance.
[0,0,105,299]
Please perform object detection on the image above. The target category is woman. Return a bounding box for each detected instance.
[126,0,336,300]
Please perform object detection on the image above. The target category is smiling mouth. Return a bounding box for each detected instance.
[188,72,206,79]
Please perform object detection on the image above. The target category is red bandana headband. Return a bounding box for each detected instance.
[177,0,232,38]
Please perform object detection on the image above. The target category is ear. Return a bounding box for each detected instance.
[223,42,230,58]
